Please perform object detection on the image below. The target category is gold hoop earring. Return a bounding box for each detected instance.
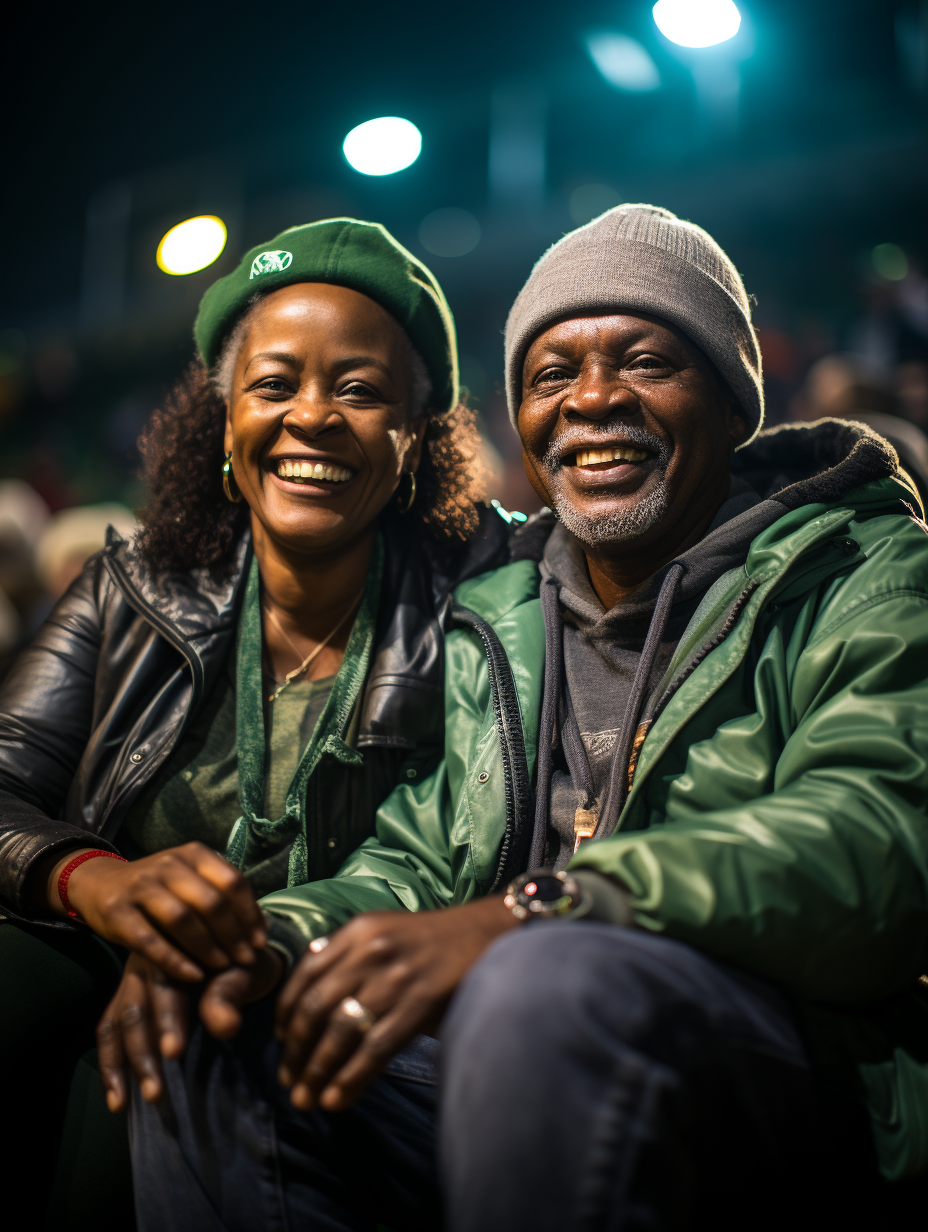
[222,452,243,503]
[396,471,416,514]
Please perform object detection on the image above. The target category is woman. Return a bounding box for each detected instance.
[0,217,502,1222]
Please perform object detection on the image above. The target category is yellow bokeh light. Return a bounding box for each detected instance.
[156,216,227,276]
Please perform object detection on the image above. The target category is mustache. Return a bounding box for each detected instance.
[541,423,670,472]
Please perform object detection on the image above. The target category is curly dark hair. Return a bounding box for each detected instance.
[137,358,487,573]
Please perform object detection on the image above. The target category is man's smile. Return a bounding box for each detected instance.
[572,445,651,471]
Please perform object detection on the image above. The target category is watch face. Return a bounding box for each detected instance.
[522,874,572,913]
[504,870,591,923]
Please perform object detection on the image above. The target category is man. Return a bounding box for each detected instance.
[113,205,928,1229]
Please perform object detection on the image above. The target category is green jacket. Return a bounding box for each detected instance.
[264,422,928,1181]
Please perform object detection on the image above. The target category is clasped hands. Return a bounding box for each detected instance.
[98,892,518,1115]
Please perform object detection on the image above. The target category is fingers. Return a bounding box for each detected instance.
[149,971,190,1060]
[97,971,138,1114]
[276,962,367,1089]
[315,991,434,1112]
[287,977,433,1114]
[280,961,413,1110]
[136,848,260,968]
[97,965,163,1110]
[199,948,284,1041]
[181,844,267,949]
[275,935,344,1036]
[107,903,204,982]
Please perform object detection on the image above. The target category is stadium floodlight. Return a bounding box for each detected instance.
[342,117,422,176]
[156,216,227,276]
[652,0,741,48]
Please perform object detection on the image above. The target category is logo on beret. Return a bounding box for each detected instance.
[249,250,293,279]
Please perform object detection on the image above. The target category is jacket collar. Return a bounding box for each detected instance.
[104,509,512,753]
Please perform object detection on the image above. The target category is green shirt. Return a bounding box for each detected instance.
[120,534,385,896]
[120,655,335,898]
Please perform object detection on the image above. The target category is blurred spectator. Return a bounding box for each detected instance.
[898,360,928,431]
[847,262,928,379]
[36,503,137,601]
[0,480,50,673]
[791,354,928,503]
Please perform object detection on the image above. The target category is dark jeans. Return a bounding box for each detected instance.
[130,924,889,1231]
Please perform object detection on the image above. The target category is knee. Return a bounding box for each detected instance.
[443,923,723,1070]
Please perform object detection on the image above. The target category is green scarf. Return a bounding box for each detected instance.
[224,535,383,886]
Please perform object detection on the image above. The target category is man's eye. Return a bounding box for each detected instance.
[627,356,670,372]
[534,367,571,385]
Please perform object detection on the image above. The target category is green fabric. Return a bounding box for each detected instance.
[263,675,335,821]
[226,535,383,887]
[195,218,459,412]
[261,470,928,1181]
[119,649,333,896]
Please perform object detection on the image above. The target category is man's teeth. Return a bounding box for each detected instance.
[574,446,649,467]
[277,460,353,483]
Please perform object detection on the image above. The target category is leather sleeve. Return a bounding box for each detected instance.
[0,556,119,920]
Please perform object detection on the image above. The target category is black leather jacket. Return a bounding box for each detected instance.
[0,512,509,927]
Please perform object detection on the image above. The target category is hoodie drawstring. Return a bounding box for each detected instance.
[531,562,685,865]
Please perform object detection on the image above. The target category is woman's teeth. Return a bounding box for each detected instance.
[277,460,353,484]
[574,446,649,468]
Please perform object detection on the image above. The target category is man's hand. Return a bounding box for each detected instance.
[47,842,267,981]
[275,897,518,1113]
[97,947,285,1112]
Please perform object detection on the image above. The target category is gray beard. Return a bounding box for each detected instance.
[551,480,669,546]
[540,424,671,547]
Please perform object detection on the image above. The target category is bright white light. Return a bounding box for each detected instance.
[652,0,741,48]
[342,117,422,176]
[585,32,660,92]
[156,216,227,276]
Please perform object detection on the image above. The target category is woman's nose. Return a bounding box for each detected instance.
[284,396,344,438]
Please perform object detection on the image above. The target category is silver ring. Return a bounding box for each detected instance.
[337,996,376,1033]
[309,936,330,954]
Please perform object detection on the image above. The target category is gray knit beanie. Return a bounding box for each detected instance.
[504,204,763,445]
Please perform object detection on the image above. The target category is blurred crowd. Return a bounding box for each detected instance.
[782,258,928,504]
[0,488,135,676]
[0,249,926,679]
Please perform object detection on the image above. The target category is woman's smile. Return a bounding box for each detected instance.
[270,454,357,497]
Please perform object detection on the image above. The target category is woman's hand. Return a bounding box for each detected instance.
[98,947,285,1113]
[275,898,518,1114]
[47,842,267,981]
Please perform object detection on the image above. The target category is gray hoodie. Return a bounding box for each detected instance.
[540,480,787,869]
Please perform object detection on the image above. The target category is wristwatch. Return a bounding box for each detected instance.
[503,869,592,922]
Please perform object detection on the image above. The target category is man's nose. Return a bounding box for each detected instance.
[561,370,638,420]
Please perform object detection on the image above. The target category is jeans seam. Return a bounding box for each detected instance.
[573,1049,679,1232]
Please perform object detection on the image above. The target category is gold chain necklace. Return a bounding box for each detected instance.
[263,587,364,703]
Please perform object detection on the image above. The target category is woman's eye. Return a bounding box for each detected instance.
[255,378,290,393]
[340,382,379,400]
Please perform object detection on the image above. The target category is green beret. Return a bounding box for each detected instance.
[195,217,458,412]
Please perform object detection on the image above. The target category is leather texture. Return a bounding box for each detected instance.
[0,509,510,926]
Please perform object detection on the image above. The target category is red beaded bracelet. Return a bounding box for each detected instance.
[57,849,128,920]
